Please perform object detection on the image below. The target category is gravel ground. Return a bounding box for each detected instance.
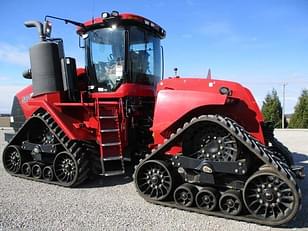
[0,128,308,231]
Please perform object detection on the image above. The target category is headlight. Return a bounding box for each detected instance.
[111,11,119,17]
[101,12,110,19]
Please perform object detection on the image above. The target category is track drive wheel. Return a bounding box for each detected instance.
[3,145,23,174]
[53,151,88,187]
[182,123,239,162]
[243,169,299,225]
[135,160,174,201]
[219,190,242,216]
[196,187,219,211]
[174,183,198,207]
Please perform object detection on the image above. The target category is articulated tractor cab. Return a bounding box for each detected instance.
[3,11,305,226]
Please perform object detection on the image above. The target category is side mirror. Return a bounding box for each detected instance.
[79,33,88,48]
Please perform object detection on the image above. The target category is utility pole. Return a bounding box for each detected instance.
[282,82,287,129]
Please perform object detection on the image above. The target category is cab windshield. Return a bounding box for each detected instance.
[86,26,161,92]
[88,28,125,91]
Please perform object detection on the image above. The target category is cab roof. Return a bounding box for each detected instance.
[77,12,166,38]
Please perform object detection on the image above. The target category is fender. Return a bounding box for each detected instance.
[152,78,266,145]
[28,99,95,141]
[152,89,227,143]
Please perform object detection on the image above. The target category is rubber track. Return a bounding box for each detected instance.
[6,110,91,187]
[269,136,295,166]
[134,114,302,226]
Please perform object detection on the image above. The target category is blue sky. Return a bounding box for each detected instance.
[0,0,307,113]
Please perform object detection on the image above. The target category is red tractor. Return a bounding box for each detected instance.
[2,11,304,226]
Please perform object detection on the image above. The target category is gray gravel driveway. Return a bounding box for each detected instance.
[1,128,308,231]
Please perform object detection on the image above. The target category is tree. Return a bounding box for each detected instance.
[261,89,284,128]
[289,89,308,128]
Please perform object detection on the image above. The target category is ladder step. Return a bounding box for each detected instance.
[101,129,119,133]
[101,142,121,147]
[98,101,119,105]
[103,156,122,161]
[99,116,117,119]
[104,170,125,176]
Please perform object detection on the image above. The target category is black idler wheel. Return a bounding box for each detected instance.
[43,166,54,181]
[243,169,299,224]
[53,151,79,186]
[3,145,23,174]
[21,162,33,177]
[219,190,242,216]
[174,183,198,207]
[135,160,174,201]
[196,187,219,211]
[32,163,43,179]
